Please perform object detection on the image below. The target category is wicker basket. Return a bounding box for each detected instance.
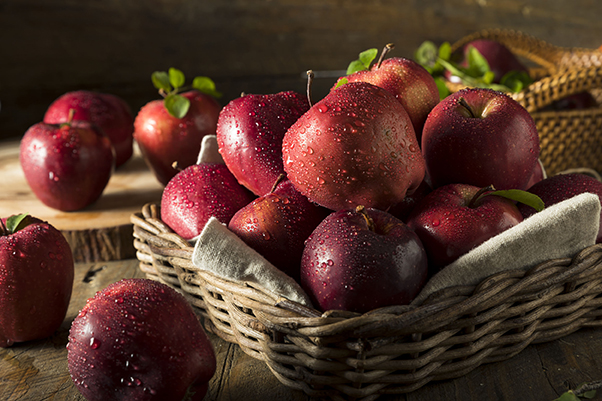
[132,203,602,401]
[446,29,602,176]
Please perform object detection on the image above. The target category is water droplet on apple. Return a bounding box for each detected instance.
[317,104,329,113]
[432,219,440,227]
[89,337,101,349]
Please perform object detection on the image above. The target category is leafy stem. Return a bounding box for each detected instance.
[151,67,221,119]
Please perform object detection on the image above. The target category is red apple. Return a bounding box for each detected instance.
[228,178,330,281]
[421,87,540,190]
[282,81,425,212]
[406,183,524,274]
[388,179,432,222]
[161,162,256,240]
[67,278,216,401]
[525,159,546,189]
[216,91,310,196]
[43,90,134,167]
[20,118,115,211]
[333,54,440,140]
[518,173,602,243]
[0,214,74,347]
[134,90,221,186]
[300,206,428,313]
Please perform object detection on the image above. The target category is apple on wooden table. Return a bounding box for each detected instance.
[134,68,222,186]
[67,278,216,401]
[43,90,135,167]
[0,214,74,348]
[20,111,115,211]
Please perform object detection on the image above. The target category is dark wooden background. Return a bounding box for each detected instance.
[2,0,602,142]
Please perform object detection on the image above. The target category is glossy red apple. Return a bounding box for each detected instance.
[283,81,425,212]
[228,178,330,281]
[67,278,216,401]
[518,173,602,243]
[44,90,134,167]
[134,90,221,186]
[421,87,540,190]
[388,179,432,222]
[406,183,524,274]
[20,118,115,211]
[216,91,310,196]
[334,54,440,139]
[300,206,428,313]
[0,214,74,347]
[161,162,255,240]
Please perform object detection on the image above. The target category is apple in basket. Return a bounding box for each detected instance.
[282,81,425,212]
[518,173,602,243]
[333,44,440,139]
[421,87,540,191]
[406,183,530,275]
[216,91,310,196]
[0,214,74,348]
[134,69,222,186]
[161,161,256,240]
[228,177,330,281]
[43,90,135,167]
[20,113,115,211]
[67,278,216,401]
[300,206,428,313]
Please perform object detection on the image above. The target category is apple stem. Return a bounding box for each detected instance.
[468,185,496,208]
[67,108,76,124]
[0,218,7,236]
[458,97,477,118]
[270,174,287,193]
[171,161,183,172]
[376,43,395,69]
[306,70,315,108]
[356,205,376,232]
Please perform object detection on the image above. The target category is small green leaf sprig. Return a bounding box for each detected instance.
[0,213,31,236]
[553,379,601,400]
[335,44,394,89]
[151,68,222,119]
[414,41,533,99]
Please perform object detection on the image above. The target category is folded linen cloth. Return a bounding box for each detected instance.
[191,217,313,306]
[411,192,601,306]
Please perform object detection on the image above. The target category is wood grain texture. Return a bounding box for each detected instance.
[0,140,163,262]
[1,0,601,141]
[1,259,602,401]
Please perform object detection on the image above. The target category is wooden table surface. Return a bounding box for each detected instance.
[1,258,602,401]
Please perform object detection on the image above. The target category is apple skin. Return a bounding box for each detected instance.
[283,81,425,212]
[67,278,216,401]
[300,207,428,313]
[0,215,74,347]
[333,57,440,140]
[228,179,330,281]
[518,173,602,243]
[134,90,221,186]
[421,88,540,190]
[161,163,256,240]
[454,39,529,83]
[406,183,524,274]
[388,179,432,223]
[20,120,115,211]
[44,90,135,167]
[216,91,310,196]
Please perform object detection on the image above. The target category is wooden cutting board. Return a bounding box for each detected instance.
[0,139,164,262]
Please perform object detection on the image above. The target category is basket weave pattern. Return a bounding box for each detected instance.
[132,203,602,400]
[448,29,602,176]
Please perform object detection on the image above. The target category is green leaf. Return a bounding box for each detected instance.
[438,41,452,61]
[192,76,222,98]
[6,214,30,234]
[151,71,171,92]
[414,41,439,69]
[335,77,349,89]
[554,391,581,401]
[490,189,545,212]
[465,46,491,78]
[164,94,190,119]
[346,59,367,76]
[583,389,597,399]
[358,48,378,69]
[500,70,533,93]
[168,67,186,89]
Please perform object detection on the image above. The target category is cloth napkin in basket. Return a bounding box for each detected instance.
[411,192,601,305]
